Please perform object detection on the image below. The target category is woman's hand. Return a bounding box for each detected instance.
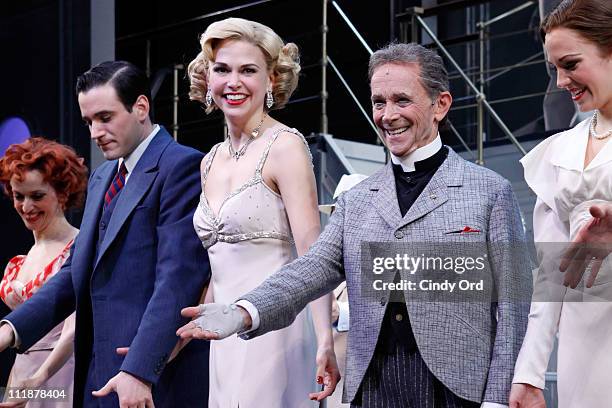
[560,203,612,288]
[0,375,44,407]
[308,345,340,402]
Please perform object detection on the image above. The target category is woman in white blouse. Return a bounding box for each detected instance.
[510,1,612,407]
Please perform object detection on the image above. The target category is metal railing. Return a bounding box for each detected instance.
[325,0,476,159]
[403,7,528,164]
[140,0,531,165]
[322,0,380,145]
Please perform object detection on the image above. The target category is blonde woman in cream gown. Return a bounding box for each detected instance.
[192,126,321,408]
[186,17,337,408]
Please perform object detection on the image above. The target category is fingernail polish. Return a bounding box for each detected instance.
[316,376,323,384]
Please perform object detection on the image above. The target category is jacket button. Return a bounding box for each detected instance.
[394,231,404,239]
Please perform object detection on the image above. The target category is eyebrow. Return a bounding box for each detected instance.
[212,61,261,69]
[559,53,581,61]
[82,110,112,121]
[371,92,413,100]
[12,189,46,195]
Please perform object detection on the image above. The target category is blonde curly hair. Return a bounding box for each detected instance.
[187,18,300,114]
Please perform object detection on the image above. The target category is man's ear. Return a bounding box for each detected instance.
[132,95,150,122]
[433,91,452,123]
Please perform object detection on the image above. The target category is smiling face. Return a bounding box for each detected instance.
[10,170,63,232]
[207,39,273,123]
[370,62,452,157]
[78,84,149,160]
[545,27,612,112]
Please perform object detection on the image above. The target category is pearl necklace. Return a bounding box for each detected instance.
[228,113,267,161]
[589,111,612,140]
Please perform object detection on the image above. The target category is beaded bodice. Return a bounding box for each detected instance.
[193,127,310,250]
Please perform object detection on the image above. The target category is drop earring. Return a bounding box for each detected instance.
[266,89,274,109]
[205,88,213,108]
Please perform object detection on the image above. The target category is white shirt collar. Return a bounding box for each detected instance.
[390,134,442,172]
[119,124,160,180]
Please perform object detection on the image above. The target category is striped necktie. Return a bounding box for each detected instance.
[104,162,128,209]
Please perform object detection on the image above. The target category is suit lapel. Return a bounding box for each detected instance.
[83,163,116,236]
[72,163,116,291]
[399,148,464,228]
[399,149,464,228]
[371,164,403,229]
[372,148,465,231]
[399,174,448,228]
[94,130,172,268]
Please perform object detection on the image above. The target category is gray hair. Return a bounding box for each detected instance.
[368,42,449,100]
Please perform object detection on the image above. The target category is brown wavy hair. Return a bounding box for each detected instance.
[0,137,88,210]
[187,18,301,113]
[541,0,612,55]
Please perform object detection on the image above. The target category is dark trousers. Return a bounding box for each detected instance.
[351,343,480,408]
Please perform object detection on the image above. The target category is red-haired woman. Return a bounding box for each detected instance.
[0,138,87,407]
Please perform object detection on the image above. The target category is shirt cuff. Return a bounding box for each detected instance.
[481,403,508,408]
[0,320,21,348]
[512,375,545,390]
[234,300,260,333]
[336,301,349,332]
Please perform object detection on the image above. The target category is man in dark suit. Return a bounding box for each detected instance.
[0,61,210,407]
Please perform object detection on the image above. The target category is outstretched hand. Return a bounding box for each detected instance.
[176,303,251,340]
[560,203,612,288]
[309,345,341,402]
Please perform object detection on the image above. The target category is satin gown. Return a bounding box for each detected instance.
[513,118,612,408]
[1,241,75,407]
[193,127,318,408]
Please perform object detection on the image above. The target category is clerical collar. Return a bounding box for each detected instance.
[390,135,442,172]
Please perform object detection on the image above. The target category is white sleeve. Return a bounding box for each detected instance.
[481,403,508,408]
[336,301,349,332]
[513,198,567,388]
[0,320,21,348]
[234,299,261,332]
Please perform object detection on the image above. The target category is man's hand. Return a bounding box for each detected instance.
[560,203,612,288]
[0,324,15,352]
[309,345,341,402]
[116,337,190,363]
[92,371,154,408]
[509,383,545,408]
[176,303,251,340]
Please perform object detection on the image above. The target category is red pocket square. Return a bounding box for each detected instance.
[447,226,481,234]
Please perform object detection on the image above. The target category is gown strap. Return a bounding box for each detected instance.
[254,128,312,177]
[201,142,223,186]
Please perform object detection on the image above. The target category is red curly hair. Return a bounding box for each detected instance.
[0,137,88,210]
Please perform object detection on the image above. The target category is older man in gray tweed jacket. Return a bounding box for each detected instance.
[178,43,531,408]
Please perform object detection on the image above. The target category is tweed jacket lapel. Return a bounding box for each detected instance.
[399,148,464,228]
[370,164,403,230]
[371,147,465,231]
